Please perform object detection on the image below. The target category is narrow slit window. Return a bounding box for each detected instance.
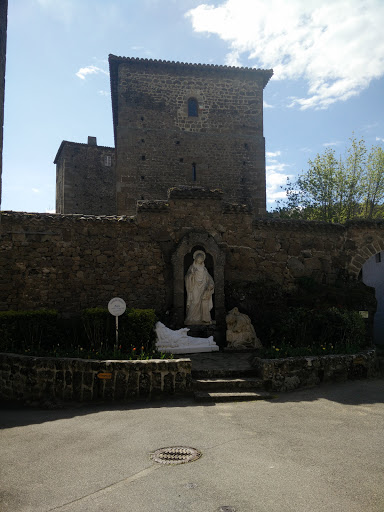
[192,163,197,181]
[188,98,198,117]
[104,155,112,167]
[376,253,381,263]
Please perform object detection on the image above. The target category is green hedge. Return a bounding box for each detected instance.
[257,306,367,354]
[0,308,157,356]
[0,309,58,353]
[81,307,157,351]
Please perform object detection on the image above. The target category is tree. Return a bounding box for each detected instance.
[363,146,384,219]
[275,136,384,223]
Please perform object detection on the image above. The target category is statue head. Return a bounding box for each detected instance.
[193,250,206,264]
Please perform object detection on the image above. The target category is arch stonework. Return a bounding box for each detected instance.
[171,231,226,331]
[347,232,384,278]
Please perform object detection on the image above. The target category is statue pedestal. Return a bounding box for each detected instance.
[155,322,219,354]
[162,344,219,354]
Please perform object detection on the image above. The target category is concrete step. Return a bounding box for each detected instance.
[193,377,263,391]
[194,391,275,403]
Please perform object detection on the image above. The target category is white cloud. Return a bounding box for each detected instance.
[376,137,384,142]
[32,188,40,194]
[76,65,109,81]
[263,100,274,108]
[265,152,293,204]
[186,0,384,110]
[322,141,341,147]
[98,90,109,97]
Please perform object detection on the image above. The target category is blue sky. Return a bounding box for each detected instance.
[2,0,384,213]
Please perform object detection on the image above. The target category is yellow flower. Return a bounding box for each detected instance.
[276,348,280,351]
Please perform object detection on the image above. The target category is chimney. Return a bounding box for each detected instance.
[88,136,97,146]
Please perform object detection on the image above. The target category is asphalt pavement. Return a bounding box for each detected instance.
[1,379,383,512]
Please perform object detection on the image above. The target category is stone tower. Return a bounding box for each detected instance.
[109,55,273,216]
[54,137,115,215]
[55,55,273,215]
[0,0,8,206]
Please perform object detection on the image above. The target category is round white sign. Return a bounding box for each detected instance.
[108,297,127,317]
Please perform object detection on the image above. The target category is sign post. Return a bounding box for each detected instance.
[108,297,127,353]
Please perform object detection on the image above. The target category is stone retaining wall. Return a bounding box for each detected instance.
[3,207,384,320]
[0,353,192,404]
[252,350,376,392]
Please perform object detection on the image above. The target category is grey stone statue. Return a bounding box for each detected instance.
[226,307,262,349]
[185,250,214,325]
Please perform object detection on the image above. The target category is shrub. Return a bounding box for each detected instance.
[81,307,157,352]
[0,307,158,359]
[81,308,114,350]
[257,306,367,358]
[124,308,157,351]
[0,309,58,353]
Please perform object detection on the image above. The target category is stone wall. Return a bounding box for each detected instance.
[252,350,376,392]
[1,191,384,327]
[0,353,192,403]
[55,139,116,215]
[110,56,272,215]
[0,0,7,204]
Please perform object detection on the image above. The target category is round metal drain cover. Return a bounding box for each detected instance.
[151,446,202,465]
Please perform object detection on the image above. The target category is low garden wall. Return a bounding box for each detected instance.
[0,353,192,404]
[0,350,379,405]
[252,349,377,392]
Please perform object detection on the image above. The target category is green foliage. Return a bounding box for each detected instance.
[0,309,58,353]
[124,308,157,351]
[0,308,159,360]
[81,307,157,352]
[275,135,384,222]
[257,307,367,358]
[82,308,114,350]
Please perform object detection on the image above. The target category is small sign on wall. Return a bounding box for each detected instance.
[97,373,112,380]
[359,311,369,318]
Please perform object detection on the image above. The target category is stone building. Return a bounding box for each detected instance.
[55,55,273,216]
[0,0,8,205]
[54,137,115,215]
[1,48,382,344]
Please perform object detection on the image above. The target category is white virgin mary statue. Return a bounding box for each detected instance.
[185,250,214,325]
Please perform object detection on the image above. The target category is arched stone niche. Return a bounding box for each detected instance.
[171,232,226,333]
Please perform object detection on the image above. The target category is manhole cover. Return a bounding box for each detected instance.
[151,446,202,465]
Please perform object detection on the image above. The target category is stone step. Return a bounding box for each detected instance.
[194,391,275,403]
[193,377,263,391]
[191,368,259,379]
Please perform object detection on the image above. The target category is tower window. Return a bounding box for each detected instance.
[376,253,381,263]
[188,98,198,117]
[104,155,111,167]
[192,163,197,181]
